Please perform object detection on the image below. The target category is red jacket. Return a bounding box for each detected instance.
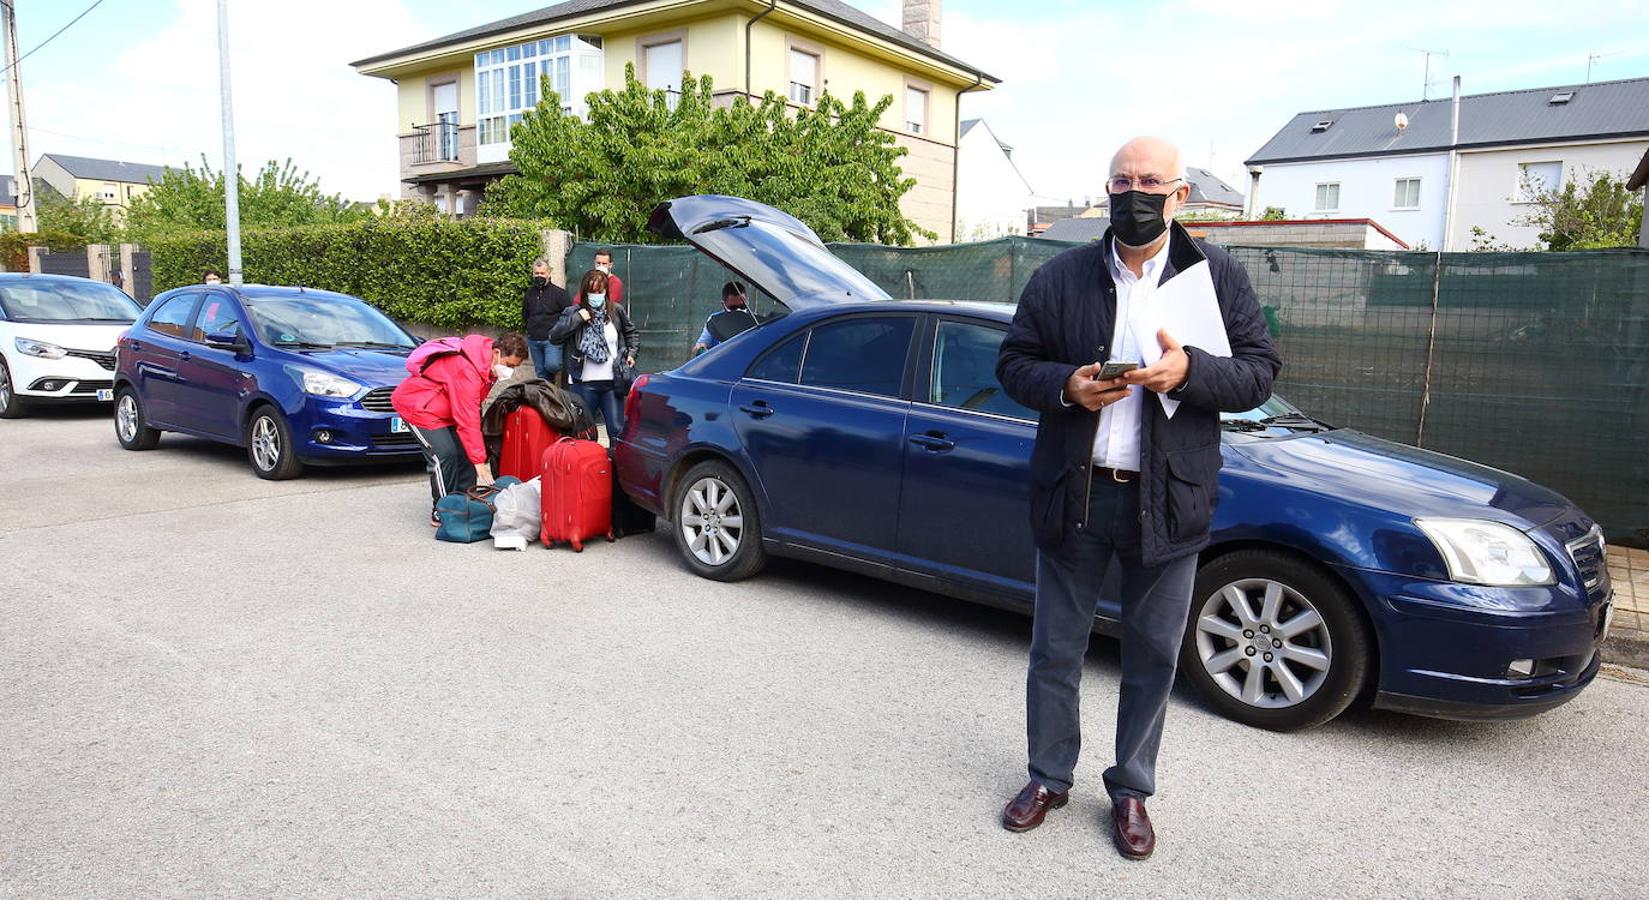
[391,335,497,464]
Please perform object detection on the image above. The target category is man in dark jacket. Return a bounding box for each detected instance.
[522,258,571,380]
[691,281,759,356]
[995,137,1281,859]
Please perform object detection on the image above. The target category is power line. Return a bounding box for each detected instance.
[0,0,111,77]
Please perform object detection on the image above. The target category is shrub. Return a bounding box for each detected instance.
[0,228,88,272]
[146,217,552,329]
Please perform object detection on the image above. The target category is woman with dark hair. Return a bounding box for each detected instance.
[551,269,639,440]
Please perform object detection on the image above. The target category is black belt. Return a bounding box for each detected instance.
[1092,465,1139,484]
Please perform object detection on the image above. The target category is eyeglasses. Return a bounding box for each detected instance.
[1108,175,1184,193]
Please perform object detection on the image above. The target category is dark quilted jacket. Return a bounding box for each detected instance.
[996,223,1282,565]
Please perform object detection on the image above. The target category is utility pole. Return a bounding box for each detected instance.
[1409,47,1450,100]
[216,0,243,286]
[1,0,37,233]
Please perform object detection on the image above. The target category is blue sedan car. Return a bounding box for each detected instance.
[113,284,423,479]
[615,196,1613,731]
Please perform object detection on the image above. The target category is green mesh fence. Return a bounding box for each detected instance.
[573,238,1649,544]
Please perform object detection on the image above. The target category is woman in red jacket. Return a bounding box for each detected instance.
[392,332,529,525]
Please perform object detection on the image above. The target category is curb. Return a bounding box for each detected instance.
[1602,632,1649,670]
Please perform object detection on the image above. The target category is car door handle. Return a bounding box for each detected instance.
[739,402,774,419]
[179,350,192,362]
[909,432,955,452]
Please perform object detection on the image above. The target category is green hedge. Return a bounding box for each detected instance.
[146,218,553,329]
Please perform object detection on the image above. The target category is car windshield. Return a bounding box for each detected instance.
[242,294,415,350]
[0,281,142,323]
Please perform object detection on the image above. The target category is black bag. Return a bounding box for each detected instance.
[612,357,636,397]
[610,455,656,538]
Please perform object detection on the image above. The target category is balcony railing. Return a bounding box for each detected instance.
[412,120,460,164]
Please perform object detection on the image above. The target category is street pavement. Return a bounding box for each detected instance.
[3,408,1648,898]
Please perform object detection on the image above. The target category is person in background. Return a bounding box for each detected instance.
[392,332,530,526]
[573,249,624,307]
[552,269,638,441]
[692,281,759,356]
[522,257,570,381]
[203,269,223,285]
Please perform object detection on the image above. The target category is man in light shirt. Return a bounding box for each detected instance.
[995,137,1281,859]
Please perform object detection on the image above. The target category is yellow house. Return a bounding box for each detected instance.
[33,153,173,221]
[350,0,997,242]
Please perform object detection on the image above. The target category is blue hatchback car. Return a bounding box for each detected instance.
[113,284,423,479]
[615,196,1614,731]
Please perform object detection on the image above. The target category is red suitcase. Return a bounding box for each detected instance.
[496,406,560,482]
[541,438,613,551]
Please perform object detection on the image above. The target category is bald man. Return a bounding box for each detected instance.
[995,137,1281,858]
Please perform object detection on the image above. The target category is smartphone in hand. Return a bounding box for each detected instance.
[1096,360,1142,380]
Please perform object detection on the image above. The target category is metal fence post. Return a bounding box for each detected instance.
[1414,251,1443,448]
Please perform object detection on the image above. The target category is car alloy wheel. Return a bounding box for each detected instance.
[246,408,302,480]
[252,415,281,471]
[116,393,139,442]
[0,357,22,418]
[670,459,766,582]
[113,387,160,450]
[1195,577,1333,709]
[680,475,744,566]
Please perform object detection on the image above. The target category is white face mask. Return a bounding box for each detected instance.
[493,364,514,379]
[596,263,611,274]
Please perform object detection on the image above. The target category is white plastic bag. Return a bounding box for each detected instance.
[490,476,542,548]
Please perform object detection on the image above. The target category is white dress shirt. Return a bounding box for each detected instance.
[1092,238,1170,472]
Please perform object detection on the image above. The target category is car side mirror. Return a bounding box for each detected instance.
[206,330,251,354]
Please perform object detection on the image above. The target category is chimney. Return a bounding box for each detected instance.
[902,0,941,49]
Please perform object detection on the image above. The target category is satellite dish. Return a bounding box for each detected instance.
[1395,112,1410,132]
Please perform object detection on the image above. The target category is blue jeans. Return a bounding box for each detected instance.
[528,339,562,380]
[572,380,625,439]
[1026,477,1199,802]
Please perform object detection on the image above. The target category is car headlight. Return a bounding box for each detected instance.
[287,366,362,399]
[15,337,67,360]
[1414,518,1554,586]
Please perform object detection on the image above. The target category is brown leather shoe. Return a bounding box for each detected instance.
[1111,797,1155,859]
[1001,781,1068,832]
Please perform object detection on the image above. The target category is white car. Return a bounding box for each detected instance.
[0,274,143,418]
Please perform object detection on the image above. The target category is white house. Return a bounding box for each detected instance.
[954,118,1033,240]
[1245,76,1649,250]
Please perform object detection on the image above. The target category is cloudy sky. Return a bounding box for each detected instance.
[10,0,1649,205]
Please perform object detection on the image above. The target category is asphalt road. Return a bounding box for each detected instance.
[4,407,1648,898]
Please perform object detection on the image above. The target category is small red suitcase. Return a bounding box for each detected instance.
[496,406,560,482]
[541,438,614,551]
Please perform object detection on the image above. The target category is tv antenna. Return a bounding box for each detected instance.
[1586,50,1622,84]
[1408,47,1450,100]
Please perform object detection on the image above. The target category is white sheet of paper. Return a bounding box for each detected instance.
[1127,262,1231,418]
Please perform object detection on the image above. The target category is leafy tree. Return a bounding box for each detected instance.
[32,180,120,244]
[1514,169,1643,251]
[1260,206,1287,221]
[486,65,929,244]
[124,156,370,244]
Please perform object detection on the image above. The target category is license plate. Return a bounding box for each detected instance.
[390,416,409,434]
[96,389,114,401]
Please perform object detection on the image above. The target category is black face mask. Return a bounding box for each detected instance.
[1108,190,1171,248]
[532,276,549,288]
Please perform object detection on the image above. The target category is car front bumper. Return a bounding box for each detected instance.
[8,352,116,401]
[1343,567,1610,720]
[290,400,423,462]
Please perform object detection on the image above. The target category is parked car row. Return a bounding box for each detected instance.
[0,197,1616,732]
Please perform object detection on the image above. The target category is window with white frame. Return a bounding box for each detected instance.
[1314,182,1340,211]
[1392,177,1421,209]
[788,48,819,105]
[475,35,604,158]
[905,86,928,135]
[1516,161,1562,202]
[643,39,683,93]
